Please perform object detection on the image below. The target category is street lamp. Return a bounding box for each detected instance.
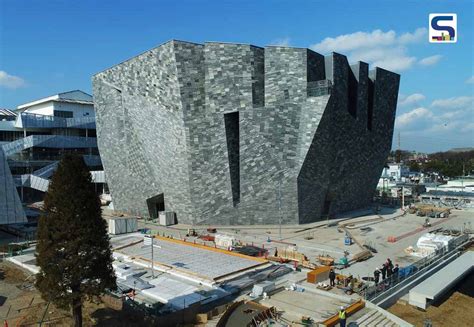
[144,235,161,278]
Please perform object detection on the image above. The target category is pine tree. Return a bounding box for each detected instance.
[35,154,116,327]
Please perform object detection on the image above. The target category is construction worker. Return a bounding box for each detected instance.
[373,268,380,284]
[392,264,400,283]
[393,263,399,275]
[329,268,336,287]
[381,263,387,280]
[338,306,347,327]
[386,258,393,277]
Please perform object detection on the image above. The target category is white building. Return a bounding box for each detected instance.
[16,90,95,118]
[382,163,410,181]
[377,163,411,190]
[421,177,474,208]
[425,177,474,193]
[0,90,103,225]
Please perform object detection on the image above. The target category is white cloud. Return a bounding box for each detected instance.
[398,28,427,44]
[269,37,291,47]
[418,55,443,66]
[431,96,473,109]
[0,70,26,89]
[395,107,433,129]
[398,93,426,107]
[348,45,417,71]
[395,94,473,152]
[372,53,416,72]
[460,122,474,133]
[311,29,396,53]
[309,27,442,72]
[466,76,474,84]
[438,109,468,120]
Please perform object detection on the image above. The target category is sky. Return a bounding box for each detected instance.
[0,0,472,153]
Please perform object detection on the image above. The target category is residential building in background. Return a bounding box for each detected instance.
[422,176,474,208]
[93,40,400,225]
[0,91,105,225]
[380,163,410,182]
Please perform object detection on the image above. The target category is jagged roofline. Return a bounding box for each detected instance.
[92,39,400,224]
[93,40,400,78]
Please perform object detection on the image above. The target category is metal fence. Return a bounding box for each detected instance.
[362,234,469,302]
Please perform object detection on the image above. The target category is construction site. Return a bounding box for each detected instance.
[2,204,473,326]
[0,37,473,327]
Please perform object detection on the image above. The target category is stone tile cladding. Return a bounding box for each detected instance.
[93,41,399,225]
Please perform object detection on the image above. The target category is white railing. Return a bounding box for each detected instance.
[19,112,95,129]
[2,135,97,157]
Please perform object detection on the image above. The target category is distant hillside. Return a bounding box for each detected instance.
[423,150,474,177]
[448,147,474,153]
[390,148,474,177]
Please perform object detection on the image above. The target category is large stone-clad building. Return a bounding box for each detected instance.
[93,40,399,225]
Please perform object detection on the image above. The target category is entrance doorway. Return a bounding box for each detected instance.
[146,193,165,218]
[322,191,332,217]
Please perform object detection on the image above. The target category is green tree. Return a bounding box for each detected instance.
[35,155,116,326]
[408,161,420,172]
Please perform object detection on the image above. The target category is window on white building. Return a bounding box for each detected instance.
[54,110,73,118]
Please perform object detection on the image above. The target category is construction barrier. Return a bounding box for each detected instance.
[307,266,331,284]
[321,299,365,326]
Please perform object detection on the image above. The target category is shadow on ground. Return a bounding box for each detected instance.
[90,308,150,326]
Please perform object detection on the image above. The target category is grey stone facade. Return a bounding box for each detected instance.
[93,40,399,225]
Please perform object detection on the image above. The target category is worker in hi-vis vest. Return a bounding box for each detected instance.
[339,306,347,327]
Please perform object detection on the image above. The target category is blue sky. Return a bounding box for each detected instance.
[0,0,472,152]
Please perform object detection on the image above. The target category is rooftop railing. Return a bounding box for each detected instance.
[2,135,97,157]
[20,112,96,129]
[307,79,332,97]
[362,233,469,303]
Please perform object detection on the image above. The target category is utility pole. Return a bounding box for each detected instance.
[398,131,401,151]
[278,178,282,240]
[397,132,401,163]
[145,235,160,278]
[151,236,154,278]
[401,186,405,209]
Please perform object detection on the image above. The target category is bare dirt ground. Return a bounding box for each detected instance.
[388,292,474,327]
[388,267,474,327]
[0,261,150,326]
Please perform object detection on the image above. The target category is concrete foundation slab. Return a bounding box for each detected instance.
[141,276,203,309]
[409,251,474,309]
[115,235,268,282]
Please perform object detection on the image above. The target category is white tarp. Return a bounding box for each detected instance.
[252,281,275,296]
[214,234,236,248]
[417,233,453,249]
[113,263,137,279]
[413,233,453,257]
